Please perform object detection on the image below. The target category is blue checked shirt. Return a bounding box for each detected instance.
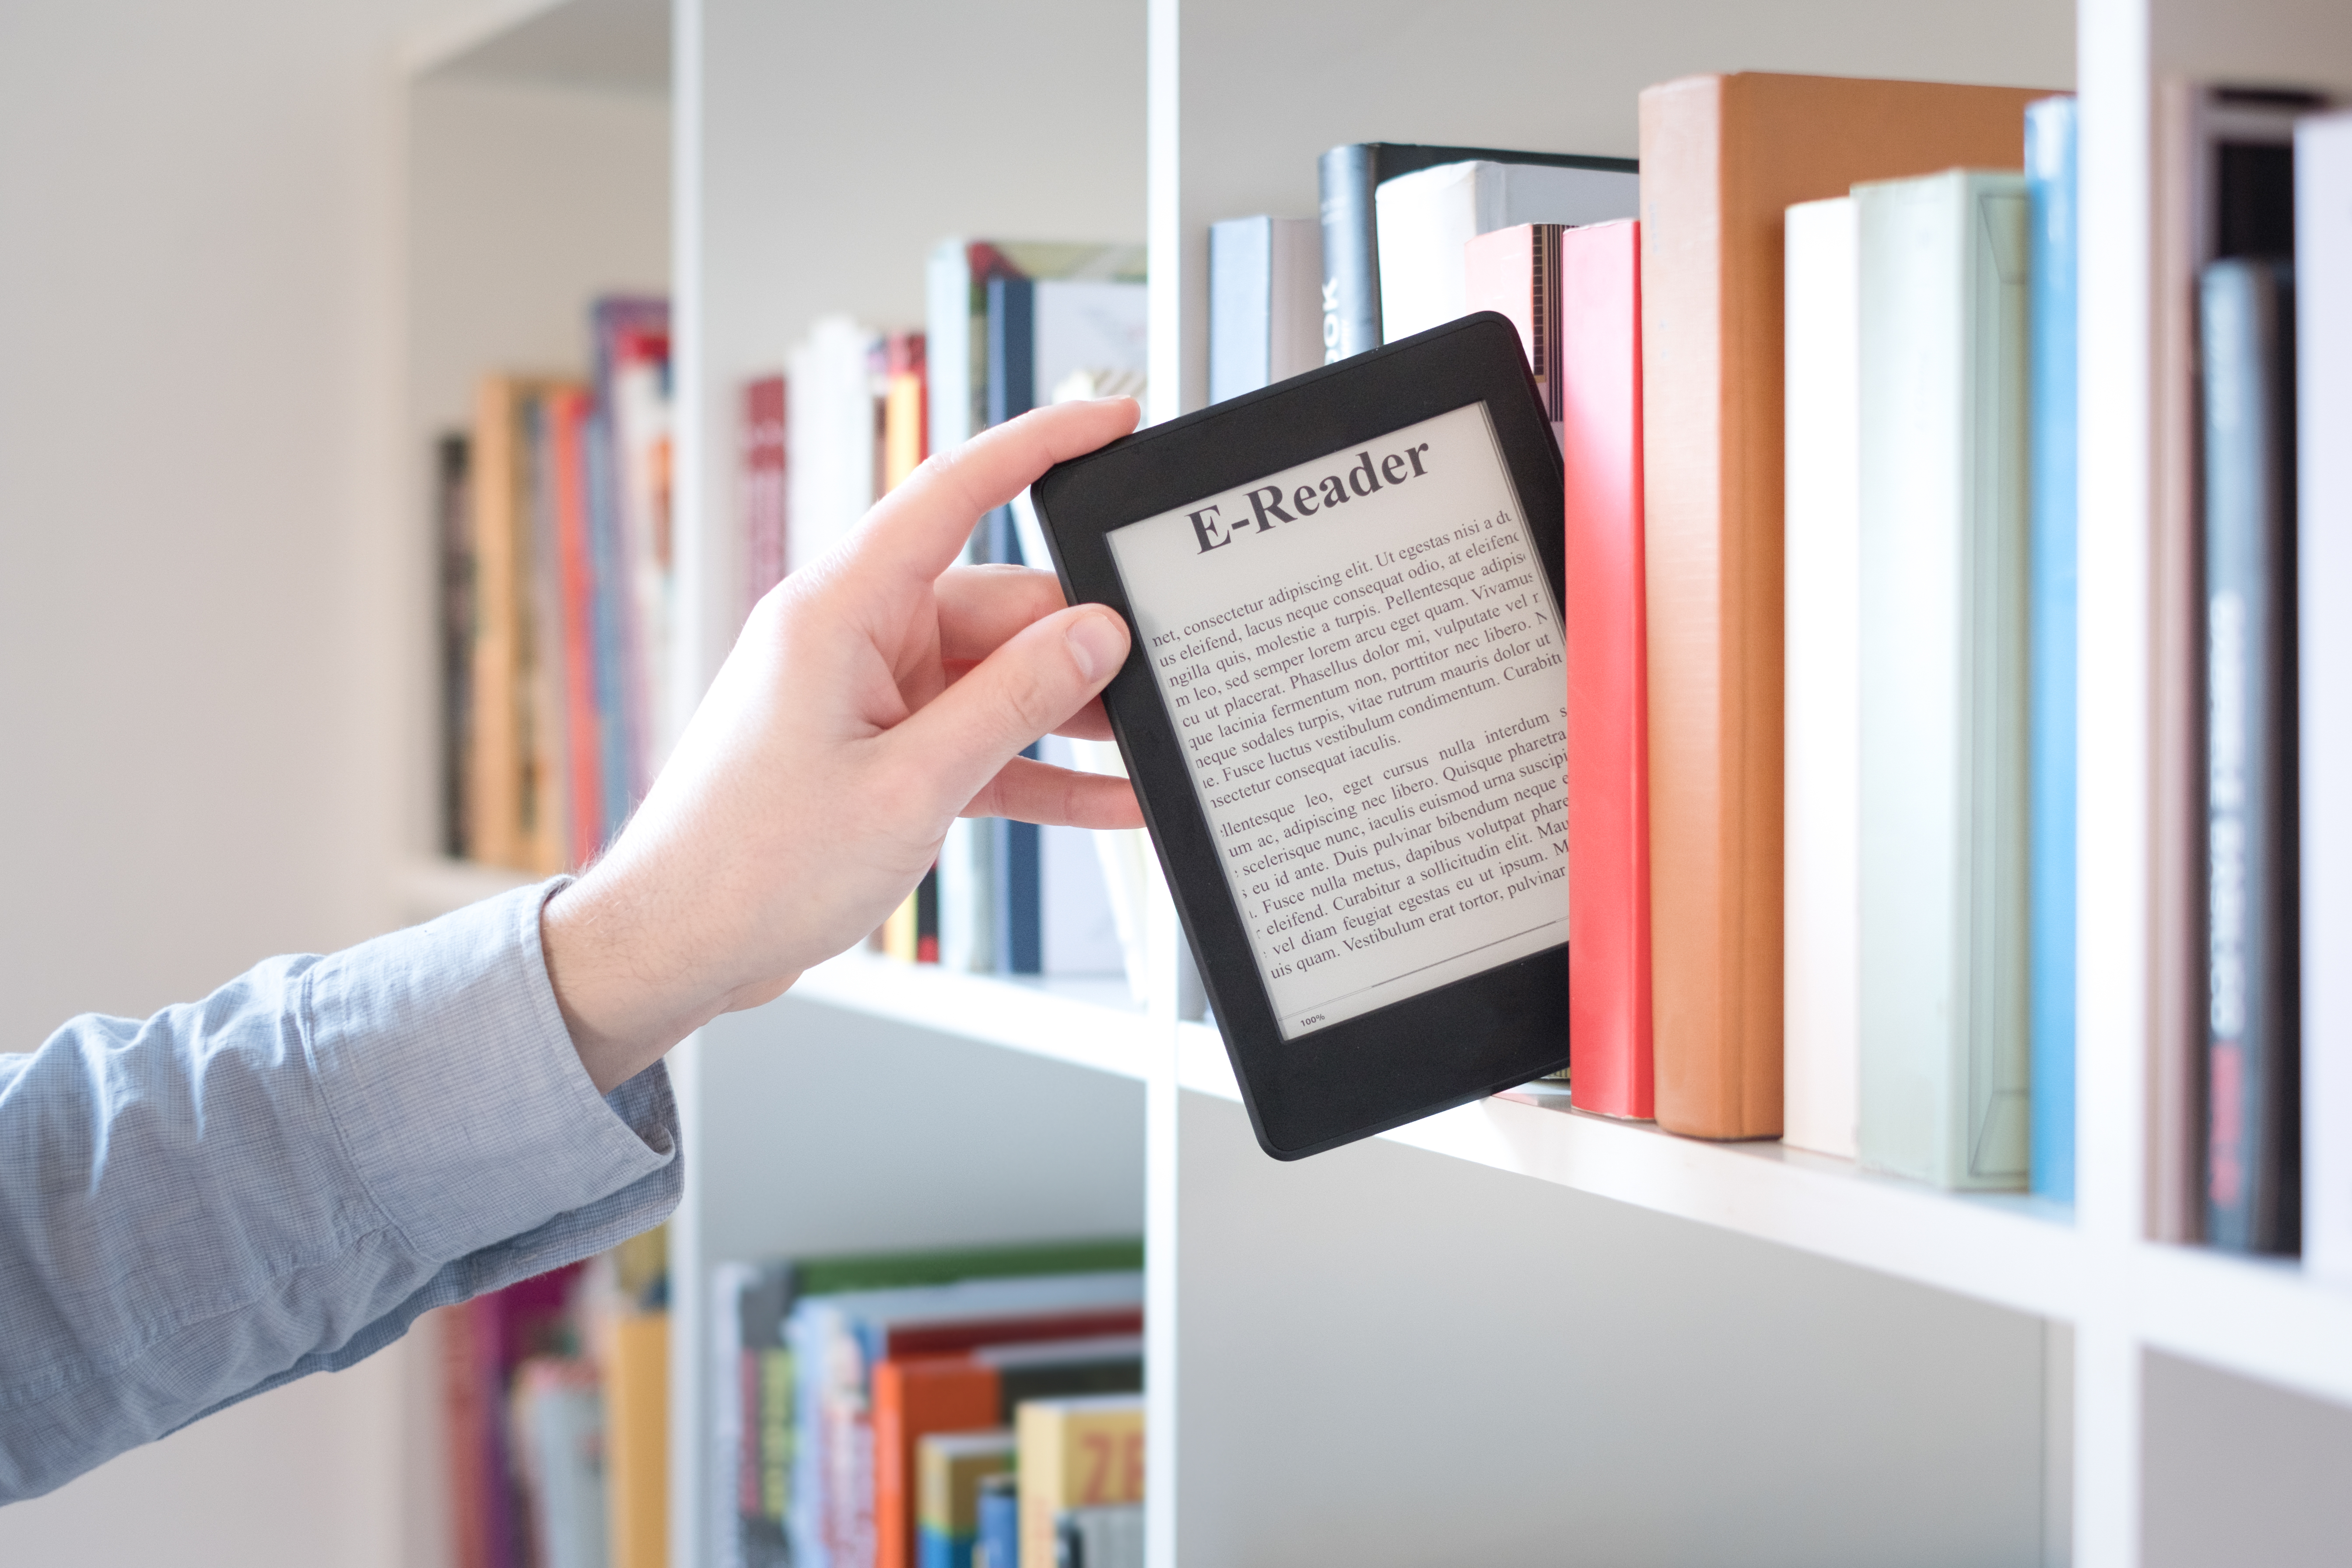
[0,881,682,1501]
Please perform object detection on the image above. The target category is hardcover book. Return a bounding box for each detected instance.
[2026,96,2079,1201]
[1316,142,1636,361]
[1854,169,2032,1191]
[1209,216,1324,403]
[1637,70,2044,1140]
[1374,160,1637,343]
[1781,195,1861,1160]
[2201,257,2300,1255]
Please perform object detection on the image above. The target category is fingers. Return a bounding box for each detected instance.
[884,602,1133,819]
[934,564,1067,663]
[962,757,1145,828]
[852,399,1140,585]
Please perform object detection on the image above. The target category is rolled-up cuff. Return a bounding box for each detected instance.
[303,879,678,1263]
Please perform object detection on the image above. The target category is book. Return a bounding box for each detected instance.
[1015,1393,1143,1568]
[1637,70,2044,1140]
[983,274,1148,977]
[2026,95,2080,1202]
[1780,195,1861,1160]
[1373,159,1638,344]
[787,1272,1145,1568]
[2303,110,2352,1284]
[604,1308,669,1568]
[2149,83,2323,1240]
[973,1472,1019,1568]
[1854,169,2032,1191]
[467,376,550,873]
[438,1265,587,1568]
[1314,142,1637,361]
[437,431,474,859]
[594,298,673,802]
[1207,216,1324,402]
[1462,225,1564,447]
[1053,1506,1143,1568]
[2201,256,2300,1255]
[510,1358,609,1568]
[924,240,1147,976]
[549,385,606,871]
[524,387,572,875]
[1514,218,1650,1119]
[877,333,935,965]
[744,375,789,612]
[915,1430,1014,1568]
[788,314,885,575]
[875,1335,1142,1568]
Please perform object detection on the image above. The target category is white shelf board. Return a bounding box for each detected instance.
[2129,1240,2352,1410]
[790,951,1155,1082]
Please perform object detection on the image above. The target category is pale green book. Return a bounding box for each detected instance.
[1854,168,2032,1190]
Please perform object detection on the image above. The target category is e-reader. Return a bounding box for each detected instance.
[1030,312,1569,1159]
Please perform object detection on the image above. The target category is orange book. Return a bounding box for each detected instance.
[1637,71,2045,1139]
[606,1310,669,1568]
[549,386,603,873]
[873,1356,999,1568]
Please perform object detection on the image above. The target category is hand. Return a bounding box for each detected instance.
[541,396,1145,1091]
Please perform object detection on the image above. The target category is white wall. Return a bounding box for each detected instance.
[0,1,475,1563]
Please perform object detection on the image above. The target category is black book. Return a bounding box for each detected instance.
[1316,142,1637,361]
[435,431,473,859]
[2201,256,2299,1254]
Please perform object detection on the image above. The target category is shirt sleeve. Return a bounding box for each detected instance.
[0,880,681,1503]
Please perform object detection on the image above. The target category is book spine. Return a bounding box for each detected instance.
[437,433,474,860]
[1557,219,1652,1120]
[2201,257,2301,1254]
[2302,112,2352,1282]
[1780,196,1860,1159]
[524,392,572,876]
[744,376,789,609]
[469,379,525,870]
[985,275,1043,975]
[2026,96,2080,1201]
[551,392,603,872]
[1318,143,1379,359]
[1856,172,2032,1190]
[1208,216,1272,403]
[1638,75,1783,1139]
[585,404,634,852]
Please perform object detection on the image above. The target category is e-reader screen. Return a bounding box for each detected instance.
[1103,400,1567,1038]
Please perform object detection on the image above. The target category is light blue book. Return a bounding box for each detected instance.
[2026,96,2079,1203]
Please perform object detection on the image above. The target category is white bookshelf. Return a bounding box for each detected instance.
[393,0,2352,1564]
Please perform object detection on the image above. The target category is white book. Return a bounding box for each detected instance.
[1854,170,2032,1190]
[1209,216,1324,401]
[2301,111,2352,1281]
[1782,196,1862,1161]
[784,313,880,574]
[1375,160,1638,343]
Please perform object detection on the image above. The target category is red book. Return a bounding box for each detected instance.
[1558,221,1652,1118]
[743,376,788,611]
[549,387,603,871]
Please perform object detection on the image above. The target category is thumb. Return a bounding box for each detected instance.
[887,603,1132,814]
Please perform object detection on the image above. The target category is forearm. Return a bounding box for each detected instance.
[0,883,680,1502]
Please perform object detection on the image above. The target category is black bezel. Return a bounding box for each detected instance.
[1030,312,1571,1159]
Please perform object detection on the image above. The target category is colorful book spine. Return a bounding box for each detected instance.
[523,388,572,875]
[2026,95,2080,1201]
[1207,216,1324,402]
[1549,219,1651,1119]
[744,375,789,611]
[550,387,604,871]
[1016,1394,1144,1568]
[2302,110,2352,1283]
[1636,72,2040,1140]
[437,432,474,860]
[973,1473,1019,1568]
[916,1430,1014,1568]
[1854,169,2032,1191]
[2201,256,2301,1255]
[606,1309,670,1568]
[1780,195,1861,1159]
[987,274,1044,976]
[1462,223,1563,445]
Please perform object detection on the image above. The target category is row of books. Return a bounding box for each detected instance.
[438,298,674,873]
[733,248,1160,993]
[709,1238,1147,1568]
[438,1229,671,1568]
[1210,77,2352,1266]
